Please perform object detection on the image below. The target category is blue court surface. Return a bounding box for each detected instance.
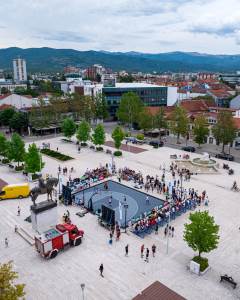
[73,180,164,227]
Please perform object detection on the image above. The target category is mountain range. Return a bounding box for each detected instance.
[1,47,240,73]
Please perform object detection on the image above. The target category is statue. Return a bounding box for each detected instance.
[202,152,210,162]
[30,177,59,206]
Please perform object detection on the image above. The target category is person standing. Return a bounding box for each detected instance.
[164,226,168,237]
[125,244,129,256]
[145,248,149,262]
[14,225,18,233]
[171,226,174,237]
[140,244,144,258]
[109,232,113,245]
[146,196,149,205]
[99,263,104,277]
[5,237,8,248]
[155,223,158,235]
[17,206,21,216]
[152,244,156,257]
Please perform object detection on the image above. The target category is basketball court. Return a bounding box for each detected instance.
[73,180,164,227]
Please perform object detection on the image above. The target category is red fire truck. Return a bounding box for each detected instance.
[35,223,84,259]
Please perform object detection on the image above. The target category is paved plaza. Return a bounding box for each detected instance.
[0,136,240,300]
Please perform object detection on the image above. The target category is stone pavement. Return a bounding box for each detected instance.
[0,136,240,300]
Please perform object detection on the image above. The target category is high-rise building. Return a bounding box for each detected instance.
[13,58,27,82]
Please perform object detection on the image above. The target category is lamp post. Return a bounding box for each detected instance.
[80,283,85,300]
[180,172,183,200]
[58,171,61,195]
[123,203,128,233]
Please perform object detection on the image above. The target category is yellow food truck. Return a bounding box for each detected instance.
[0,183,30,200]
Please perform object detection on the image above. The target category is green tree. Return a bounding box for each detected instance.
[117,92,143,128]
[0,87,9,94]
[193,115,209,147]
[212,111,237,153]
[112,126,125,149]
[154,107,168,141]
[0,261,25,300]
[171,106,189,143]
[95,93,109,120]
[138,111,153,132]
[0,108,15,126]
[92,124,105,147]
[76,121,91,143]
[0,133,7,157]
[184,211,220,258]
[8,133,25,166]
[9,112,28,134]
[25,143,43,174]
[61,118,76,139]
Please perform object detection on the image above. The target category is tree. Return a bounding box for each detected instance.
[9,112,28,134]
[0,133,7,157]
[61,118,76,139]
[212,111,237,153]
[184,211,219,258]
[138,111,153,132]
[92,124,105,147]
[76,121,91,143]
[112,126,125,149]
[171,106,189,143]
[0,261,25,300]
[193,115,209,147]
[0,108,15,126]
[1,87,9,94]
[8,133,25,166]
[25,143,43,174]
[95,93,109,120]
[154,107,168,141]
[117,92,143,128]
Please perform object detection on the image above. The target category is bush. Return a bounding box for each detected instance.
[81,142,88,147]
[15,165,24,171]
[96,146,103,151]
[114,150,122,157]
[192,256,209,272]
[153,145,159,149]
[136,133,144,140]
[2,158,10,164]
[40,149,73,161]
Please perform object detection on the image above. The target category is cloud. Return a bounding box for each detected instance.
[37,31,92,43]
[0,0,240,54]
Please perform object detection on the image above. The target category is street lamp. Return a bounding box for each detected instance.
[80,283,85,300]
[180,172,183,200]
[123,203,129,233]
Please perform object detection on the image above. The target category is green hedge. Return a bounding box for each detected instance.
[1,158,10,164]
[114,150,122,157]
[81,142,88,147]
[136,133,144,140]
[193,256,209,272]
[15,165,24,171]
[41,149,73,161]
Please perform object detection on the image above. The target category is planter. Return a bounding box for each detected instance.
[114,150,122,157]
[189,256,210,275]
[1,159,10,165]
[96,147,103,151]
[200,266,210,275]
[41,149,73,161]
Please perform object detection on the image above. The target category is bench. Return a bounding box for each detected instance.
[220,275,237,289]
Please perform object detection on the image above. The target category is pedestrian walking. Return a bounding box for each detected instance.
[17,206,21,216]
[5,237,8,248]
[14,225,18,233]
[109,232,113,244]
[57,147,59,151]
[171,226,174,237]
[58,165,61,173]
[155,223,158,234]
[145,248,149,262]
[99,263,104,277]
[125,244,129,256]
[152,244,156,257]
[169,226,172,236]
[140,244,144,258]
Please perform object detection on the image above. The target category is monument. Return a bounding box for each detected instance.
[30,177,59,233]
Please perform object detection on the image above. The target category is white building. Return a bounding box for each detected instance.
[0,94,34,110]
[13,58,27,82]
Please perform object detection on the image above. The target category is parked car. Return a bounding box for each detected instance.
[181,146,196,152]
[149,140,164,147]
[215,153,234,161]
[125,137,137,144]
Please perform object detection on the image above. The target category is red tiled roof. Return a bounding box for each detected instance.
[145,106,174,117]
[0,104,13,111]
[132,281,186,300]
[180,99,214,112]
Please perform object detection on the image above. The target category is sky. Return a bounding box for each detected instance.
[0,0,240,54]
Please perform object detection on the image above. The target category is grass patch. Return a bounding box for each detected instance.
[41,148,73,161]
[192,256,209,272]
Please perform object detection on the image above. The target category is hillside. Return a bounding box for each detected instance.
[1,47,240,73]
